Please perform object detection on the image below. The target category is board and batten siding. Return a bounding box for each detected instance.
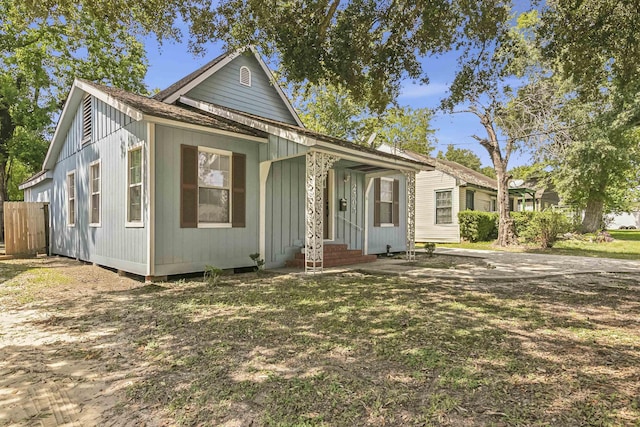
[153,125,260,275]
[415,170,461,243]
[185,54,298,125]
[49,96,148,274]
[367,173,407,254]
[24,181,51,203]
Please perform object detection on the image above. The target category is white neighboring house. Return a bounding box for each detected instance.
[377,144,498,243]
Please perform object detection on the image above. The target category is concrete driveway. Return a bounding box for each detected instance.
[359,247,640,280]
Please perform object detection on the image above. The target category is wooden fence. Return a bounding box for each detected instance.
[3,202,48,256]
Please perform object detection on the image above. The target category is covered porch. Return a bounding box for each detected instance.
[261,147,422,273]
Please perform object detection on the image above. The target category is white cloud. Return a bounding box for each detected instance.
[399,82,450,99]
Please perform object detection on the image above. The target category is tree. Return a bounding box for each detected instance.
[1,0,148,237]
[294,82,436,154]
[436,144,482,171]
[480,166,497,179]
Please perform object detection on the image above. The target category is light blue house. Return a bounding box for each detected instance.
[20,49,426,280]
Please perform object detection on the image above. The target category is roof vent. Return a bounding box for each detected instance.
[239,66,251,87]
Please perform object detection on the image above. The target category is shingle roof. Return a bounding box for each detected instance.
[403,150,497,190]
[180,100,430,168]
[151,52,229,101]
[78,79,267,139]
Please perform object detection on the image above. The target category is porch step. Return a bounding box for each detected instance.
[285,244,377,268]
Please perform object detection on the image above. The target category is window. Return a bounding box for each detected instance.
[198,148,231,224]
[239,66,251,87]
[374,177,399,227]
[491,198,497,212]
[180,145,246,228]
[89,160,101,225]
[379,178,394,224]
[435,190,453,224]
[67,171,76,226]
[128,147,143,224]
[466,189,475,210]
[81,96,92,144]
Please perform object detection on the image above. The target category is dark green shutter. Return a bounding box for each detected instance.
[373,178,381,227]
[180,145,198,228]
[393,179,400,227]
[232,153,246,228]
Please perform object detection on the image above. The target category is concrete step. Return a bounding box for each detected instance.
[294,249,365,260]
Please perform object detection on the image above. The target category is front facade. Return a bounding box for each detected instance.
[21,49,423,277]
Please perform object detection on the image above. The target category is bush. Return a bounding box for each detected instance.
[458,210,498,242]
[516,210,571,248]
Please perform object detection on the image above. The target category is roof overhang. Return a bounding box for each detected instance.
[180,96,425,172]
[19,170,53,190]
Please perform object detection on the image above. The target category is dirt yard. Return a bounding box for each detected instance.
[1,256,639,426]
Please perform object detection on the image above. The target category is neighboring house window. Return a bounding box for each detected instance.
[128,147,143,224]
[239,66,251,87]
[180,145,246,228]
[373,177,399,227]
[466,189,475,210]
[67,171,76,226]
[81,96,92,144]
[89,160,101,225]
[435,190,453,224]
[491,197,497,212]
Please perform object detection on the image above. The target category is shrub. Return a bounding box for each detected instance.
[249,253,265,272]
[423,242,436,257]
[458,210,498,242]
[204,265,224,285]
[511,211,535,237]
[516,210,571,248]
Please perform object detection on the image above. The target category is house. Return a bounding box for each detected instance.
[508,178,560,212]
[19,49,426,279]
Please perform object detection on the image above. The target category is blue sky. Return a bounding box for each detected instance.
[143,36,532,169]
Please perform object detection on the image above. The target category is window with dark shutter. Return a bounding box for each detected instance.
[81,96,92,144]
[232,153,246,227]
[180,145,198,228]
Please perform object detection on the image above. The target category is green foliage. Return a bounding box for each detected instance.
[437,144,481,171]
[458,211,498,242]
[203,265,224,286]
[508,163,548,181]
[249,253,265,272]
[423,242,436,257]
[512,211,571,248]
[479,166,497,179]
[293,82,436,154]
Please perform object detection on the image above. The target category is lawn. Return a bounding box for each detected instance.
[1,258,639,426]
[436,229,640,260]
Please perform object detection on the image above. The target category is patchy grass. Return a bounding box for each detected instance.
[436,230,640,260]
[0,262,72,304]
[3,259,640,426]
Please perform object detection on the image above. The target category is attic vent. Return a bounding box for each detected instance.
[81,96,92,144]
[239,66,251,87]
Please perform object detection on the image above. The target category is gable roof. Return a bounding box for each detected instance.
[151,47,304,127]
[393,148,497,191]
[22,79,268,189]
[178,96,430,171]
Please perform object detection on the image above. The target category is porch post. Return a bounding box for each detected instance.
[403,170,416,261]
[305,151,338,273]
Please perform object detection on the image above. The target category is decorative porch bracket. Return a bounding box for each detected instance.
[305,151,339,273]
[403,170,416,261]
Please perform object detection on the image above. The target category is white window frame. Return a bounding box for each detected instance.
[379,177,394,227]
[126,146,144,227]
[197,146,232,228]
[435,189,454,225]
[239,66,252,87]
[81,96,92,145]
[67,170,76,227]
[89,159,101,227]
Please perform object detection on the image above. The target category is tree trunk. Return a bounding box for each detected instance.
[495,164,518,246]
[0,160,6,242]
[581,198,604,233]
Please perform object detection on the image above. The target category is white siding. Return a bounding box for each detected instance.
[415,170,460,243]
